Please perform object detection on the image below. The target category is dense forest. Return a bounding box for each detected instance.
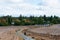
[0,15,60,26]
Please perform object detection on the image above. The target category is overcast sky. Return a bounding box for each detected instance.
[0,0,60,17]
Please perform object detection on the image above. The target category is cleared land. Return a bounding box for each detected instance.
[30,24,60,35]
[22,24,60,40]
[0,24,60,40]
[0,26,25,40]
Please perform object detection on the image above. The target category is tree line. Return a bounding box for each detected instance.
[0,15,60,26]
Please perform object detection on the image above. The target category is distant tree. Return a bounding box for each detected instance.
[6,16,12,25]
[0,19,8,26]
[48,16,53,24]
[52,19,57,24]
[43,15,47,21]
[54,15,58,19]
[19,15,23,20]
[29,16,34,21]
[51,15,59,24]
[38,17,44,24]
[0,15,60,26]
[13,19,21,25]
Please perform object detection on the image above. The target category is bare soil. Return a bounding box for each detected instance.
[0,26,24,40]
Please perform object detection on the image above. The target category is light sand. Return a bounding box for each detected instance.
[0,26,24,40]
[30,24,60,35]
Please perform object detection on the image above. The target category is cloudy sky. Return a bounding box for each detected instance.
[0,0,60,17]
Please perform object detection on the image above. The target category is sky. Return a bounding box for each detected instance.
[0,0,60,17]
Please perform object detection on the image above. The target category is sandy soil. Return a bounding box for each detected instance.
[22,24,60,40]
[0,24,60,40]
[0,26,24,40]
[30,24,60,35]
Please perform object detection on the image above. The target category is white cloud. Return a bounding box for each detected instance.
[0,0,60,17]
[44,0,60,8]
[9,0,24,3]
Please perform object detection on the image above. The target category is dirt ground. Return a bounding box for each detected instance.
[0,26,24,40]
[0,24,60,40]
[30,24,60,35]
[22,24,60,40]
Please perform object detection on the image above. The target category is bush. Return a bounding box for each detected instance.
[0,22,8,26]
